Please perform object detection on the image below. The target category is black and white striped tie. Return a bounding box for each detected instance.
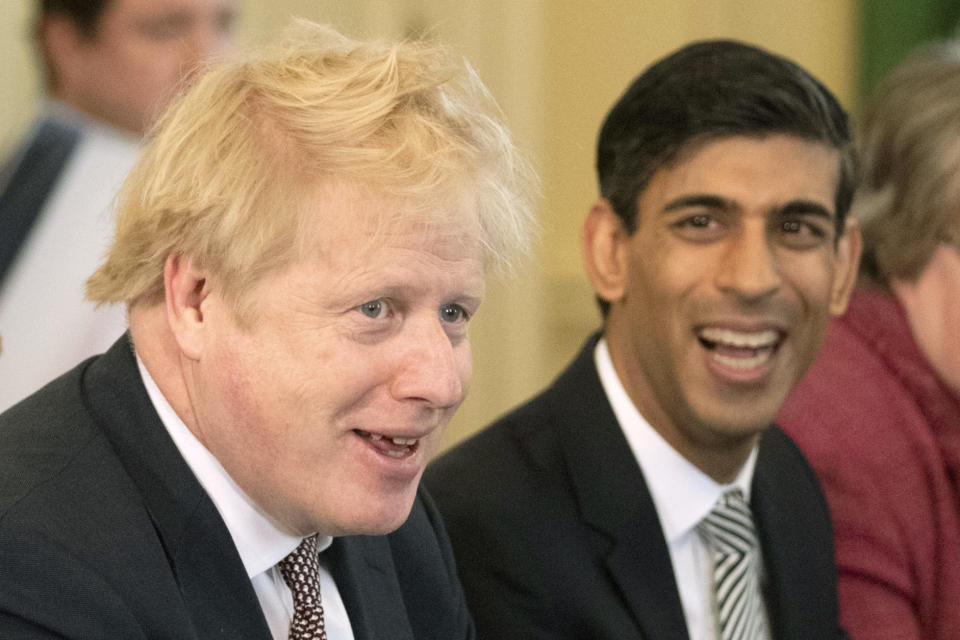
[697,489,767,640]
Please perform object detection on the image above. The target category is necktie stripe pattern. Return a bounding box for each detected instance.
[279,534,328,640]
[697,489,767,640]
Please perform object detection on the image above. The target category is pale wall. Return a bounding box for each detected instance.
[0,1,857,450]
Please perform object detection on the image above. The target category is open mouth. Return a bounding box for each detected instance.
[697,327,782,370]
[354,429,420,459]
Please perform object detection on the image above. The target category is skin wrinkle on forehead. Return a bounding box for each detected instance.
[300,180,484,266]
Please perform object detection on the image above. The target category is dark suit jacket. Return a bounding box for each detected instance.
[0,336,474,639]
[424,334,843,640]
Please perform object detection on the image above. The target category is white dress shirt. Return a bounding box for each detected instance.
[0,103,133,411]
[137,357,355,640]
[594,338,769,640]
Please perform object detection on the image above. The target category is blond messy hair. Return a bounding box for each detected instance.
[855,39,960,286]
[87,20,537,320]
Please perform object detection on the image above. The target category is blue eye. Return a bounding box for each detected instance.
[359,300,383,318]
[440,304,468,323]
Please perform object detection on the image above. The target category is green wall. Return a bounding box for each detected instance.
[860,0,960,99]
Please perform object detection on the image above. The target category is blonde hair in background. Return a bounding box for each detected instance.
[854,38,960,287]
[87,20,537,323]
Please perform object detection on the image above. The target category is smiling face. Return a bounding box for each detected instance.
[585,134,860,480]
[180,184,485,536]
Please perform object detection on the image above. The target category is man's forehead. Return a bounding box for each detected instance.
[648,135,840,199]
[302,181,482,251]
[668,132,840,171]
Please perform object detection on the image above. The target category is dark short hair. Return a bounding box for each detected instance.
[40,0,111,37]
[597,39,856,236]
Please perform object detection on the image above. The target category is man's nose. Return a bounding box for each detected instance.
[714,223,782,301]
[389,319,468,409]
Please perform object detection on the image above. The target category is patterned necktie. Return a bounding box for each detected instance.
[697,489,768,640]
[278,534,328,640]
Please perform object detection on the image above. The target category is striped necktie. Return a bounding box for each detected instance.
[697,489,768,640]
[279,534,328,640]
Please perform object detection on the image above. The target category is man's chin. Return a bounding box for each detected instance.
[320,491,420,537]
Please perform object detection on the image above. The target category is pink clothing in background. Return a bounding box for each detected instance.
[779,287,960,640]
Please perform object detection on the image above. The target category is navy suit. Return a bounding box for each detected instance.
[0,336,474,639]
[425,334,843,640]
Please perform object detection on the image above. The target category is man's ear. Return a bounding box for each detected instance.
[164,254,210,361]
[829,218,863,315]
[583,199,630,306]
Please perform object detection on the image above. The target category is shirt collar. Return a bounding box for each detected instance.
[43,98,140,144]
[136,356,332,577]
[594,337,758,544]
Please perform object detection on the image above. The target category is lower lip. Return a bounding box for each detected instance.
[352,431,426,479]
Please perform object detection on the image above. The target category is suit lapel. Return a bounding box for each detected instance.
[553,336,689,640]
[0,118,80,286]
[83,337,273,640]
[327,535,414,640]
[752,428,830,640]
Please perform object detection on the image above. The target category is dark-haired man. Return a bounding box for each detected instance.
[0,0,236,411]
[426,40,860,640]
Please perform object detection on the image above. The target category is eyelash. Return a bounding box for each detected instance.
[356,299,471,323]
[780,219,826,237]
[358,299,391,320]
[440,303,470,324]
[671,214,829,239]
[674,214,717,229]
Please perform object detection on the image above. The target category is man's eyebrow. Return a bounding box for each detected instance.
[777,200,835,220]
[662,194,733,213]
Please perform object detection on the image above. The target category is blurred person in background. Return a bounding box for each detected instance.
[0,0,237,411]
[778,39,960,640]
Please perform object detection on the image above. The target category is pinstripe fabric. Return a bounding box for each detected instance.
[697,489,768,640]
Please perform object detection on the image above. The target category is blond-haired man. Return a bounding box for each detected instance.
[0,22,535,639]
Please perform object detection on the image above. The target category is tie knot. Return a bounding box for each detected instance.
[697,489,758,556]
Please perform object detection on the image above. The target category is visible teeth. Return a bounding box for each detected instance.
[714,351,772,369]
[699,327,778,348]
[369,433,383,441]
[391,437,417,445]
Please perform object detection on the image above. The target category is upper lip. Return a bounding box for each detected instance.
[354,427,434,443]
[695,321,786,347]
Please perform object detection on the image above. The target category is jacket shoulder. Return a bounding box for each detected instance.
[0,362,99,515]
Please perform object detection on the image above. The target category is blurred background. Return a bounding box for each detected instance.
[1,0,957,450]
